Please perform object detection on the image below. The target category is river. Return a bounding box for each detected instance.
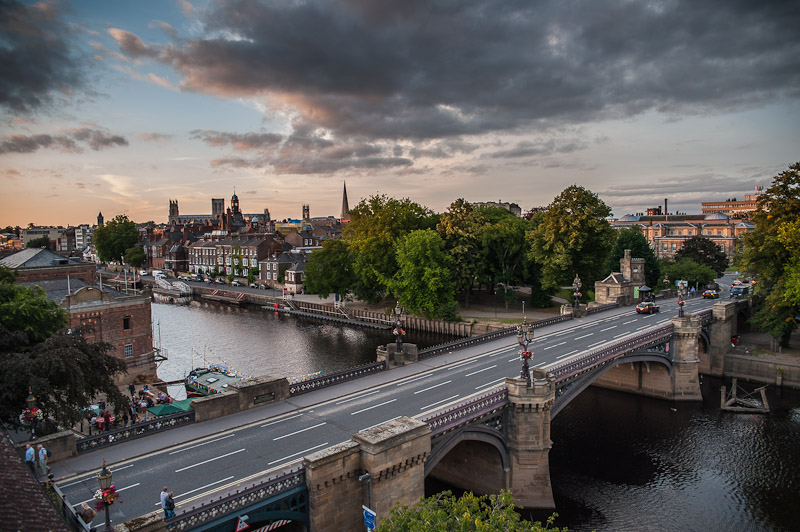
[152,301,800,531]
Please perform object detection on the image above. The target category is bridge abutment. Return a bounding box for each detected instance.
[703,301,738,376]
[505,371,556,509]
[669,316,703,401]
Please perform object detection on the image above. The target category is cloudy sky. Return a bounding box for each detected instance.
[1,0,798,227]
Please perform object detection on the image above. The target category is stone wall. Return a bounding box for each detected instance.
[723,354,800,389]
[593,361,674,398]
[191,375,290,422]
[426,439,505,495]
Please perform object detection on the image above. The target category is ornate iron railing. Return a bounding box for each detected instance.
[586,302,620,315]
[166,468,306,531]
[548,324,674,384]
[696,309,712,323]
[419,314,574,360]
[421,387,509,438]
[288,361,387,396]
[75,411,195,454]
[51,483,91,531]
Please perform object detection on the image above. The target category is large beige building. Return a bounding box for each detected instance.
[701,187,764,219]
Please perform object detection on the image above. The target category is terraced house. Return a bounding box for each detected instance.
[187,234,283,278]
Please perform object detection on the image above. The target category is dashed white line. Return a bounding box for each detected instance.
[261,413,302,428]
[421,395,460,410]
[448,360,476,370]
[396,374,429,386]
[600,325,617,332]
[155,477,235,506]
[465,365,497,376]
[475,378,505,390]
[268,443,329,465]
[575,333,593,340]
[587,341,606,348]
[60,464,134,487]
[623,319,637,325]
[556,350,579,359]
[175,449,246,473]
[170,434,236,454]
[544,341,567,350]
[350,399,396,415]
[273,422,327,441]
[414,380,452,394]
[336,390,380,404]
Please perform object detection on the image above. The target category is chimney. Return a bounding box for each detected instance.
[664,198,668,215]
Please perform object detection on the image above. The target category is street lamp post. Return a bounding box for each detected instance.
[97,459,113,532]
[516,315,534,385]
[572,274,582,310]
[25,387,37,440]
[678,296,685,317]
[663,275,669,295]
[391,302,406,355]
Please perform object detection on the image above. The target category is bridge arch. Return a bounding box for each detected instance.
[425,425,509,495]
[552,352,672,418]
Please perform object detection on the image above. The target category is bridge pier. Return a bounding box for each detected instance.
[670,316,704,401]
[703,301,738,377]
[505,371,556,509]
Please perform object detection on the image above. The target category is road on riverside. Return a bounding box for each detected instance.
[57,278,733,525]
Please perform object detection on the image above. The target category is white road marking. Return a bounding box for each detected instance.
[575,333,593,340]
[475,378,505,390]
[465,365,497,376]
[268,443,329,466]
[421,395,460,410]
[543,341,567,350]
[155,477,235,505]
[556,350,579,359]
[587,341,606,348]
[175,449,246,473]
[60,464,134,487]
[169,434,236,454]
[600,325,617,332]
[448,360,476,370]
[273,422,327,441]
[396,374,430,386]
[336,390,380,404]
[350,399,396,415]
[260,413,302,428]
[414,380,452,394]
[623,319,638,325]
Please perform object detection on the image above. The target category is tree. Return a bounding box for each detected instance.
[675,236,728,276]
[124,245,146,267]
[437,199,486,307]
[662,258,716,288]
[738,162,800,346]
[93,214,139,262]
[391,230,457,319]
[345,195,436,303]
[0,266,128,431]
[481,217,532,309]
[606,226,661,288]
[26,236,51,249]
[376,490,563,532]
[304,239,356,299]
[527,185,616,291]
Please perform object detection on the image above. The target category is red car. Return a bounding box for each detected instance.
[636,302,660,314]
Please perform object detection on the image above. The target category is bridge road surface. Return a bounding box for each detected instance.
[56,283,731,525]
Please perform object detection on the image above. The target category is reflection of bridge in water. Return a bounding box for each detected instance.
[58,297,749,532]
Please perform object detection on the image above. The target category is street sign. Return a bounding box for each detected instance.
[235,515,250,532]
[362,505,376,530]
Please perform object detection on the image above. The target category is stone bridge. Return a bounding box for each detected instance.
[159,301,747,532]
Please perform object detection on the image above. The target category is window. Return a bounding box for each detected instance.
[124,343,133,358]
[123,316,131,330]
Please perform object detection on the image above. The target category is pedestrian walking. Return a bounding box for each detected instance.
[25,444,36,475]
[160,486,169,518]
[37,444,49,476]
[164,491,176,519]
[103,410,112,431]
[128,382,136,400]
[122,412,129,427]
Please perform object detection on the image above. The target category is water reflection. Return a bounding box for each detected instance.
[151,301,455,381]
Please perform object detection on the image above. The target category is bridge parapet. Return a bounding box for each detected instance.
[421,387,509,438]
[548,324,674,384]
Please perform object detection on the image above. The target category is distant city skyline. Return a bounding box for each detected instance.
[1,0,798,227]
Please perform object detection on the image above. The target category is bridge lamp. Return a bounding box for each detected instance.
[678,297,685,317]
[516,320,534,384]
[97,459,113,531]
[391,302,406,355]
[663,275,669,293]
[572,274,582,310]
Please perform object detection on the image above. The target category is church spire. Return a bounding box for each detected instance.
[341,181,349,219]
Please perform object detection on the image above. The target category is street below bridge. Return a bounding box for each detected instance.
[55,286,729,526]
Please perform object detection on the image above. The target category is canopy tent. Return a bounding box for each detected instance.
[147,398,193,417]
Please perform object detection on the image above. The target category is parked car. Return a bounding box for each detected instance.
[703,290,719,299]
[139,269,147,276]
[214,278,225,284]
[258,284,267,290]
[249,283,258,288]
[636,301,660,314]
[205,278,213,284]
[230,280,243,287]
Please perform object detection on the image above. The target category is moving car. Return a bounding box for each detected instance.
[636,301,660,314]
[703,290,719,299]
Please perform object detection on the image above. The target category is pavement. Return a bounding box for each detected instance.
[50,302,637,482]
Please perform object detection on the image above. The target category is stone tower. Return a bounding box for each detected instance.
[211,198,225,220]
[341,181,349,219]
[302,204,310,221]
[168,200,179,225]
[97,212,104,227]
[620,249,645,285]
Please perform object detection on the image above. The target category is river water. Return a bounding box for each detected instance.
[152,302,800,531]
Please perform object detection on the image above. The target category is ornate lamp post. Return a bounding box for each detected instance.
[97,459,114,532]
[572,274,582,310]
[391,302,406,355]
[516,316,534,384]
[663,275,669,294]
[678,296,685,317]
[24,387,38,440]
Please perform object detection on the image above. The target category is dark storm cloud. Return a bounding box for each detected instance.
[0,128,128,155]
[190,129,283,150]
[129,0,799,143]
[0,0,87,113]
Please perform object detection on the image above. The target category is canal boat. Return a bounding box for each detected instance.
[185,363,249,396]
